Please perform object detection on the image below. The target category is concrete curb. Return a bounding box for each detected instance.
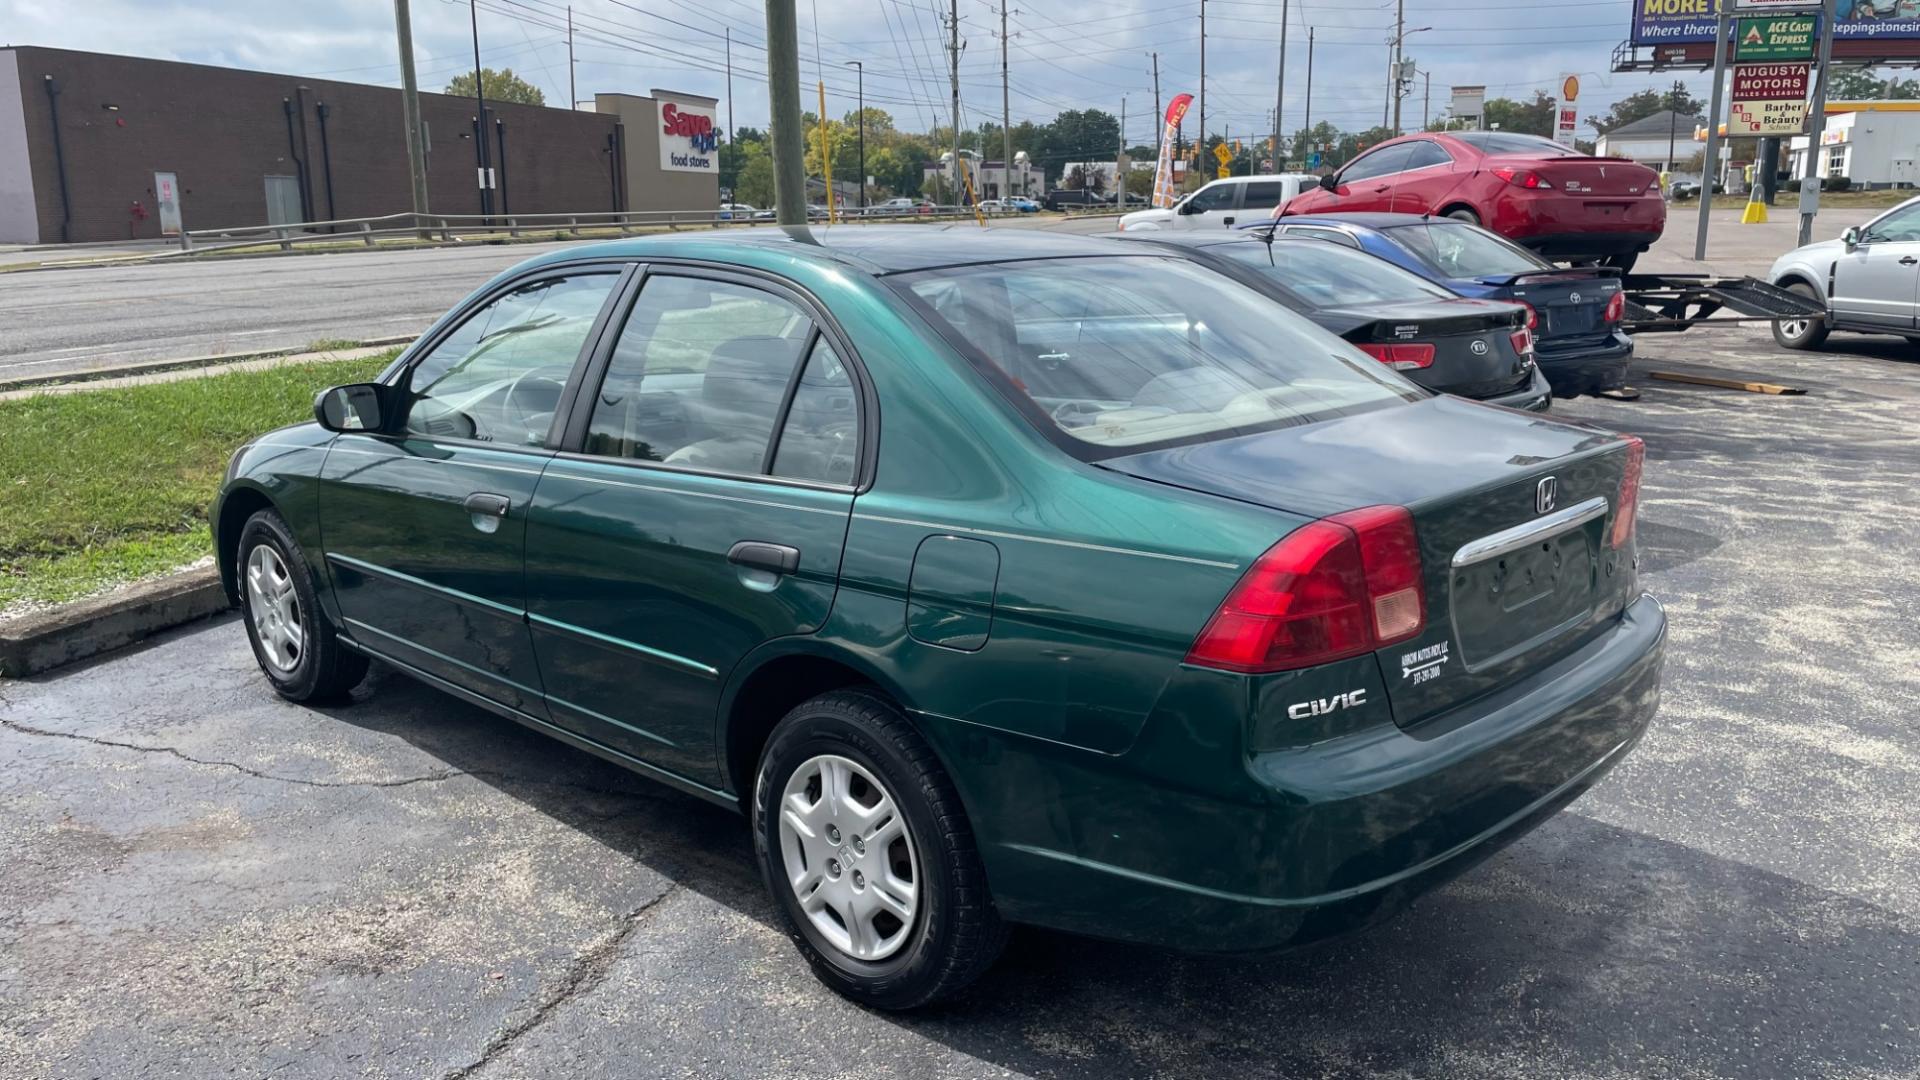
[0,565,231,678]
[0,335,415,392]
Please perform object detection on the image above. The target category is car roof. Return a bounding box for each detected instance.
[518,224,1140,276]
[1272,212,1451,231]
[1116,231,1301,251]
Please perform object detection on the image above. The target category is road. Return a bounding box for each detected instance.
[3,328,1918,1078]
[5,204,1873,385]
[0,217,1103,384]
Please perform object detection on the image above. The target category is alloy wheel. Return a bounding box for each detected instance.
[245,544,304,673]
[777,754,920,962]
[1778,317,1810,340]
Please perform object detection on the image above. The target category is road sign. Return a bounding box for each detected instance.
[1217,164,1232,179]
[1307,151,1321,168]
[1730,62,1812,134]
[1735,16,1816,60]
[1212,142,1233,165]
[1554,73,1580,147]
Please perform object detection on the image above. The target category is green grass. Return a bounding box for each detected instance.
[0,352,396,612]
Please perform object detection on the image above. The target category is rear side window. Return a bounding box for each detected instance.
[1401,141,1453,170]
[583,276,814,476]
[1282,224,1361,248]
[1240,182,1285,209]
[1449,131,1579,157]
[1214,239,1455,307]
[899,256,1420,454]
[1386,224,1550,279]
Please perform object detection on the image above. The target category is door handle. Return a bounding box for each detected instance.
[464,492,511,517]
[727,541,801,575]
[1901,256,1918,266]
[1224,216,1236,226]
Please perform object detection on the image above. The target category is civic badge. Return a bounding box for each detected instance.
[1536,476,1558,514]
[1470,340,1489,355]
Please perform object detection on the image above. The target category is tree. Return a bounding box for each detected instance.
[444,68,546,107]
[733,142,776,206]
[1481,92,1557,138]
[1831,67,1920,99]
[1590,84,1704,135]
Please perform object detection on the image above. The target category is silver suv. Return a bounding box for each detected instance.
[1769,195,1920,349]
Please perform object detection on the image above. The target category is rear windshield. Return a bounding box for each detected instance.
[1211,238,1455,307]
[1385,223,1550,279]
[897,256,1420,453]
[1448,131,1581,157]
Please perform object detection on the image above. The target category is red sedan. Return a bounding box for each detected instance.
[1278,131,1665,270]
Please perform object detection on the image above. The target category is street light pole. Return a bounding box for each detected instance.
[845,60,865,208]
[1273,0,1287,174]
[393,0,431,229]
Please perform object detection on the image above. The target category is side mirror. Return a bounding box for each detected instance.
[1176,197,1197,215]
[1318,173,1339,193]
[314,383,391,433]
[1842,226,1862,249]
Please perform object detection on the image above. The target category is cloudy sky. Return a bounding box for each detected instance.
[3,0,1706,146]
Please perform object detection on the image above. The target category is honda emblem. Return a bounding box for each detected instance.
[1536,476,1558,514]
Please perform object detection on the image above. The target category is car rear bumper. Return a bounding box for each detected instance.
[1538,334,1633,396]
[1517,229,1662,260]
[948,593,1665,953]
[1469,366,1552,411]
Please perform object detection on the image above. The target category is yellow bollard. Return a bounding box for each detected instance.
[1740,192,1768,224]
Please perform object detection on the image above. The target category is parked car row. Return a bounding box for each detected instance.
[217,222,1664,1014]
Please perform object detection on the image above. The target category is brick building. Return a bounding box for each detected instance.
[0,46,720,244]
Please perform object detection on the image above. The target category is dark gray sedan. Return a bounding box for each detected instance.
[1116,232,1551,411]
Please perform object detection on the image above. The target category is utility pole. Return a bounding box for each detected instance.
[1198,0,1206,161]
[1422,70,1429,131]
[1151,52,1161,137]
[846,60,866,208]
[765,0,805,224]
[1389,0,1404,134]
[468,0,492,220]
[567,6,576,108]
[725,30,736,196]
[1302,26,1312,167]
[1694,9,1729,260]
[393,0,431,228]
[1666,79,1680,172]
[1119,95,1127,204]
[1273,0,1287,176]
[1799,0,1839,246]
[948,0,961,206]
[1001,4,1011,203]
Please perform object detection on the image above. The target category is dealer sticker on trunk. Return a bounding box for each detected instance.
[1401,641,1451,685]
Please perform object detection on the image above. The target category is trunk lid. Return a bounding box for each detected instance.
[1317,299,1533,401]
[1500,154,1657,198]
[1102,395,1638,726]
[1476,268,1622,351]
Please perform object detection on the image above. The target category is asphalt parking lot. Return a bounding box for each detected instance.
[4,326,1919,1079]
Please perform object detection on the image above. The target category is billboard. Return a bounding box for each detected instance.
[1633,0,1920,45]
[658,101,719,173]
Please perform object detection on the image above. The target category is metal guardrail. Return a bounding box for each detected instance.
[173,206,1015,255]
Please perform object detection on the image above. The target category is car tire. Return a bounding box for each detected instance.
[236,509,368,703]
[1445,207,1481,226]
[1772,282,1830,350]
[753,687,1007,1010]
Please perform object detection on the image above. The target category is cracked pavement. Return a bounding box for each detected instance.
[3,326,1919,1079]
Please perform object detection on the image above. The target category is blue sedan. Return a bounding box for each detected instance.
[1245,213,1634,399]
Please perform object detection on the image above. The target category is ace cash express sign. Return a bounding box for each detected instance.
[659,101,720,173]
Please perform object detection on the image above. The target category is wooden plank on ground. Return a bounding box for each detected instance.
[1647,370,1806,396]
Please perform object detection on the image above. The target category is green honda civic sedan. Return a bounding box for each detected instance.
[213,226,1664,1009]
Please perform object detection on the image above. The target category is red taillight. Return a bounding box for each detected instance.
[1610,436,1645,549]
[1509,326,1534,359]
[1603,290,1625,324]
[1492,167,1553,189]
[1186,506,1426,674]
[1518,301,1539,330]
[1356,342,1437,370]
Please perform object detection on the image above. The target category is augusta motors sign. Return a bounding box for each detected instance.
[1730,63,1812,134]
[659,101,719,173]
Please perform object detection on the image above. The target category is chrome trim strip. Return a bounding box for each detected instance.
[527,611,720,679]
[545,693,680,746]
[320,442,548,476]
[545,466,847,517]
[325,553,525,619]
[1451,496,1609,568]
[851,513,1240,570]
[342,617,545,700]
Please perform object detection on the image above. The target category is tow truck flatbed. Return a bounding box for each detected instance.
[1619,274,1824,334]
